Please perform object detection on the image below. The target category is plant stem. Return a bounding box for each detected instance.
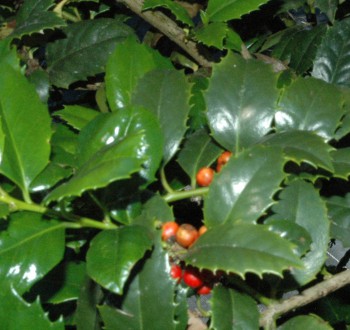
[163,187,209,203]
[160,167,174,194]
[259,270,350,328]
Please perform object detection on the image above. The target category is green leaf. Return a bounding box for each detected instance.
[106,37,171,111]
[46,107,162,201]
[143,0,194,26]
[210,286,259,330]
[177,129,222,186]
[330,148,350,179]
[271,25,326,74]
[46,19,134,88]
[186,222,302,277]
[0,286,64,330]
[272,180,330,285]
[132,69,192,163]
[98,241,187,329]
[53,105,99,131]
[0,64,52,198]
[279,315,332,330]
[27,70,50,103]
[261,131,334,172]
[86,225,153,294]
[11,11,66,39]
[75,278,104,330]
[312,19,350,86]
[15,0,55,25]
[194,22,228,49]
[276,76,343,141]
[0,212,65,295]
[0,38,20,70]
[205,53,279,152]
[325,194,350,247]
[206,0,271,22]
[204,145,285,227]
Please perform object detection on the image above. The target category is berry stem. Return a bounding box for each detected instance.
[163,187,209,203]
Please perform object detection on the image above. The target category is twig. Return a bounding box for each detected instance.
[260,270,350,328]
[116,0,213,68]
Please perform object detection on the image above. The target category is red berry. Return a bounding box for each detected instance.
[196,167,215,187]
[170,264,182,282]
[176,224,199,248]
[216,151,232,172]
[197,285,212,295]
[183,268,203,288]
[162,221,179,241]
[199,225,207,236]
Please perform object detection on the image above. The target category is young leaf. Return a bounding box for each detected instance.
[210,286,259,330]
[105,36,171,111]
[0,64,51,199]
[261,130,334,172]
[132,69,192,164]
[206,0,271,22]
[272,180,330,285]
[0,212,65,295]
[276,76,343,141]
[186,222,302,278]
[205,53,279,152]
[204,145,285,227]
[312,19,350,87]
[98,241,187,329]
[86,225,153,295]
[0,285,64,330]
[46,19,134,88]
[177,129,222,185]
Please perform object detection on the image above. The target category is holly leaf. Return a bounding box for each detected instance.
[46,19,134,88]
[330,148,350,179]
[205,53,279,152]
[276,76,343,141]
[279,315,332,330]
[204,145,285,227]
[272,180,330,285]
[86,225,153,294]
[132,69,191,164]
[0,212,65,295]
[194,22,228,49]
[312,19,350,87]
[186,222,302,277]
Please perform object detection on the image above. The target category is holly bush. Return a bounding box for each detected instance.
[2,0,350,329]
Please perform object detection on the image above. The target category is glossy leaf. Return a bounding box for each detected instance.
[0,286,64,330]
[276,76,343,141]
[11,11,66,39]
[325,194,350,247]
[312,19,350,86]
[330,148,350,179]
[279,315,332,330]
[272,180,330,285]
[132,69,191,163]
[105,37,171,111]
[210,286,259,330]
[205,53,279,152]
[315,0,338,23]
[261,131,334,172]
[186,222,302,277]
[0,212,65,295]
[143,0,193,26]
[271,25,326,74]
[15,0,55,25]
[53,106,99,131]
[86,225,153,294]
[206,0,270,22]
[0,63,51,197]
[46,19,134,88]
[204,145,285,227]
[177,129,222,185]
[98,241,186,329]
[194,22,228,49]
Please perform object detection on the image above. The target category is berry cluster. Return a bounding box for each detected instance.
[161,221,211,295]
[196,151,232,187]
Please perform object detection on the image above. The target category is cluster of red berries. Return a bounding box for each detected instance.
[161,221,211,294]
[196,151,232,187]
